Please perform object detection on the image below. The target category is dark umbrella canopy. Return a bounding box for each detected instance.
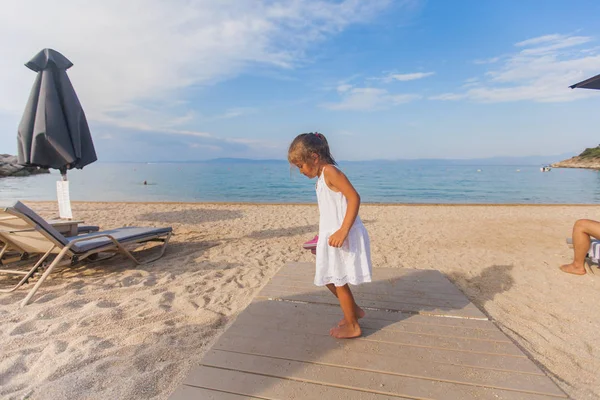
[570,73,600,90]
[17,49,97,173]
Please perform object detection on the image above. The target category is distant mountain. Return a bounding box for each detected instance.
[206,158,285,164]
[207,153,576,166]
[365,152,577,166]
[115,153,577,166]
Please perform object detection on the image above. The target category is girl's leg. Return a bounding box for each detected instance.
[561,219,600,275]
[329,284,361,339]
[325,284,366,325]
[325,283,338,297]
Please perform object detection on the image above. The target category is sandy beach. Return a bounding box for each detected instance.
[1,201,599,399]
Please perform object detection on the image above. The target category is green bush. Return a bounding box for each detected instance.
[579,145,600,159]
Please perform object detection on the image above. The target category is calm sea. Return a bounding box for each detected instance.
[1,161,600,204]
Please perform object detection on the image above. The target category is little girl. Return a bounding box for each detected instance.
[288,132,372,339]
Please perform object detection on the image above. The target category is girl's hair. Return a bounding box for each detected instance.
[288,132,337,165]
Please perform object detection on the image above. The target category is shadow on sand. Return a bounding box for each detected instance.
[447,264,515,309]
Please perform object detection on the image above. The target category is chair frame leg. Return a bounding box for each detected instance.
[0,246,55,294]
[20,246,69,307]
[0,242,9,259]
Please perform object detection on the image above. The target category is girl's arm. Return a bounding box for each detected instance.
[324,166,361,247]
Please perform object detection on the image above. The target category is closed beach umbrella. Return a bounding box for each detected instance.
[570,73,600,90]
[17,48,97,176]
[17,48,97,218]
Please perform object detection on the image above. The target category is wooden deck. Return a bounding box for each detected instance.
[170,262,566,399]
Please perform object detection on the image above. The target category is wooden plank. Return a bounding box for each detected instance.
[184,365,410,400]
[361,317,504,340]
[232,306,522,356]
[259,285,481,315]
[276,273,468,297]
[267,275,469,300]
[169,385,261,400]
[281,263,461,286]
[243,300,506,340]
[217,324,542,374]
[267,274,466,299]
[271,263,486,319]
[257,289,485,319]
[202,350,566,400]
[212,333,563,396]
[277,269,467,293]
[343,304,495,329]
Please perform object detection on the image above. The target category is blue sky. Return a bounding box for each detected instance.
[1,0,599,162]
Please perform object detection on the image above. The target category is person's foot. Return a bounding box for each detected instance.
[559,263,586,275]
[330,323,361,339]
[338,306,366,326]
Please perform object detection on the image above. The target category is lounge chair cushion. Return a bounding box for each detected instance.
[13,201,69,246]
[68,227,172,253]
[77,225,99,234]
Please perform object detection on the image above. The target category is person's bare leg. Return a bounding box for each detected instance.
[326,284,365,326]
[329,284,361,339]
[561,219,600,275]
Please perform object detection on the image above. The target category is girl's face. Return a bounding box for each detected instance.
[295,155,320,179]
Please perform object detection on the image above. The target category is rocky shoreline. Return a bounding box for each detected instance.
[0,154,50,177]
[550,156,600,170]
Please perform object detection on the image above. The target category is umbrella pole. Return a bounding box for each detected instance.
[57,167,73,219]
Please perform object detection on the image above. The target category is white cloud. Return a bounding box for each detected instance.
[337,84,353,92]
[209,107,257,121]
[430,33,600,103]
[0,0,391,127]
[429,93,466,101]
[519,35,591,55]
[515,34,566,47]
[323,87,420,110]
[461,77,479,88]
[386,72,435,81]
[377,71,434,83]
[327,71,425,110]
[473,57,500,65]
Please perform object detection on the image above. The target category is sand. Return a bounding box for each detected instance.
[1,202,599,399]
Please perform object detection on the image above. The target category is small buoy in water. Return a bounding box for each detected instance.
[516,169,520,172]
[477,169,482,172]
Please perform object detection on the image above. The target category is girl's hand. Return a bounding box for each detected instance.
[328,229,349,248]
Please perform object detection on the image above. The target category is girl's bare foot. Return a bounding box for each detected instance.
[330,323,361,339]
[338,306,366,326]
[559,263,586,275]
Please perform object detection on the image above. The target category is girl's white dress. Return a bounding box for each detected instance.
[315,167,372,287]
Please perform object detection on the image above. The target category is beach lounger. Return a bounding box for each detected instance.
[0,201,172,306]
[1,224,100,262]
